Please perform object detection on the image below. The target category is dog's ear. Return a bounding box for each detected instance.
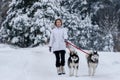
[93,51,97,54]
[94,51,99,56]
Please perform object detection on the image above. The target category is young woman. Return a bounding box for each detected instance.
[49,18,68,75]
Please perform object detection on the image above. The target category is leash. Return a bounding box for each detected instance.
[66,41,89,55]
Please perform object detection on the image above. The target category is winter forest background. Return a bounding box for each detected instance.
[0,0,120,51]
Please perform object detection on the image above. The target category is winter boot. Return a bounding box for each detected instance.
[61,66,65,74]
[57,67,62,75]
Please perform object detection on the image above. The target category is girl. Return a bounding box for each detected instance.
[49,18,68,75]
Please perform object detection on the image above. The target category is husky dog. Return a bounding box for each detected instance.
[86,51,99,76]
[68,51,79,77]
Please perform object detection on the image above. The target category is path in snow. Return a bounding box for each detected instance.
[0,44,120,80]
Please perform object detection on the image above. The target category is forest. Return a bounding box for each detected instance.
[0,0,120,51]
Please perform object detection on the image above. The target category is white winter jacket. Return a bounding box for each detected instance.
[49,27,68,52]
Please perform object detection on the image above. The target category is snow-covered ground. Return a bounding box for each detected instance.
[0,44,120,80]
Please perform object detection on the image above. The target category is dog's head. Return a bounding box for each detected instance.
[91,51,99,62]
[70,51,79,62]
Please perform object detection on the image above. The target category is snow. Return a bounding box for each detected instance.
[32,2,42,9]
[10,14,30,30]
[34,9,43,18]
[40,27,45,32]
[11,37,19,43]
[0,44,120,80]
[81,0,87,5]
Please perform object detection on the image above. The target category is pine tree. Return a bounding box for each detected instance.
[0,0,119,51]
[60,0,102,50]
[0,0,59,47]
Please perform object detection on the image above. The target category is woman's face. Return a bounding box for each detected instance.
[56,20,62,27]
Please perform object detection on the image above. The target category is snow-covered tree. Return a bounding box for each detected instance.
[60,0,102,50]
[0,0,62,47]
[61,0,89,20]
[95,6,119,51]
[0,0,120,51]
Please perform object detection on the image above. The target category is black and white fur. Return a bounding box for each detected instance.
[86,51,99,76]
[68,51,79,77]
